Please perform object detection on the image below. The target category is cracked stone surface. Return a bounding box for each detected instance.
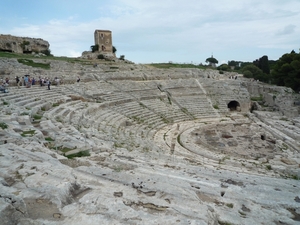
[0,58,299,225]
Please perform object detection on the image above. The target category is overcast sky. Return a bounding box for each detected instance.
[0,0,299,64]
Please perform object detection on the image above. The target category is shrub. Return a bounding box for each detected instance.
[41,49,52,56]
[20,40,30,50]
[91,44,99,52]
[0,122,8,129]
[243,70,253,78]
[113,46,117,53]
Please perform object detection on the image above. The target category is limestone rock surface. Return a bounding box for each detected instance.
[0,56,299,225]
[0,34,49,54]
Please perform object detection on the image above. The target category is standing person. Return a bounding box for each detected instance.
[77,76,80,82]
[15,76,19,87]
[24,75,28,86]
[17,77,21,88]
[47,79,51,90]
[5,78,9,86]
[27,77,31,88]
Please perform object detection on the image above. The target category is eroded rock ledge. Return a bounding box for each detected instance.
[0,34,49,54]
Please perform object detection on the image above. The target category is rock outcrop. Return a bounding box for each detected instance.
[0,34,50,54]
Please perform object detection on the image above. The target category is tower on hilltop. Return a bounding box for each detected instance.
[94,30,112,53]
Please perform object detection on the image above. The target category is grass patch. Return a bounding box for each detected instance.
[52,103,60,107]
[3,101,9,105]
[226,203,234,208]
[250,95,263,101]
[218,221,232,225]
[65,150,90,159]
[131,116,144,124]
[33,114,42,120]
[21,130,35,137]
[291,174,299,180]
[0,51,122,66]
[45,137,54,142]
[0,122,8,129]
[18,58,50,69]
[114,142,125,148]
[213,104,219,109]
[113,166,123,172]
[60,147,73,153]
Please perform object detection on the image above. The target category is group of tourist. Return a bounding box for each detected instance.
[1,75,79,94]
[229,75,238,80]
[13,76,62,90]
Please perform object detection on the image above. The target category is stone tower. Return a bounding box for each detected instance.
[94,30,112,53]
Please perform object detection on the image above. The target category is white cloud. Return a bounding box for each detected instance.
[2,0,300,63]
[276,24,296,35]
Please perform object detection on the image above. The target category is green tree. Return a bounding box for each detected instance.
[228,60,242,70]
[206,56,218,64]
[218,64,231,71]
[91,44,99,52]
[253,55,270,74]
[272,50,300,91]
[243,70,253,78]
[242,65,264,80]
[112,46,117,53]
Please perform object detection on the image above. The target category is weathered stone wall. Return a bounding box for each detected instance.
[94,30,112,53]
[246,81,300,117]
[0,34,49,53]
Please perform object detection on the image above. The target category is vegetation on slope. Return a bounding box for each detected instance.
[227,49,300,92]
[17,59,50,69]
[0,51,112,68]
[272,50,300,92]
[148,62,207,69]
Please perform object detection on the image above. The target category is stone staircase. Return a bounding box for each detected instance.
[1,70,246,155]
